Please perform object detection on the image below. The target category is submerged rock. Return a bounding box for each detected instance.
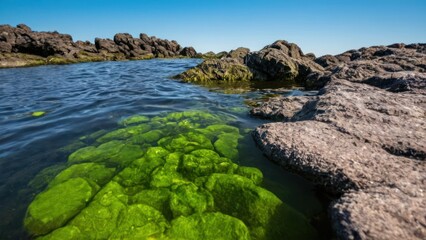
[24,110,314,239]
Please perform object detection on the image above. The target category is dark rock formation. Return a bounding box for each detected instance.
[246,40,324,83]
[176,58,253,82]
[251,43,426,239]
[177,40,324,84]
[0,24,198,68]
[226,47,250,64]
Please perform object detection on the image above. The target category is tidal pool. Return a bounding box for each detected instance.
[0,59,329,239]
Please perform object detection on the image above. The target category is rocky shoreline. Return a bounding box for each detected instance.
[0,24,198,68]
[250,44,425,239]
[178,41,425,239]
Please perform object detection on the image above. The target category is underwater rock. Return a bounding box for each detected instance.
[169,183,214,218]
[25,111,313,239]
[166,212,251,240]
[205,173,317,239]
[24,178,98,236]
[48,163,116,187]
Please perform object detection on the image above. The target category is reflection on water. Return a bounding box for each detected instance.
[0,59,328,239]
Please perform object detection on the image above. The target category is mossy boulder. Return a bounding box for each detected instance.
[176,58,253,82]
[166,212,250,240]
[158,132,214,153]
[24,178,98,236]
[96,123,151,143]
[205,174,317,239]
[49,163,115,187]
[169,183,214,218]
[119,115,150,126]
[68,140,144,166]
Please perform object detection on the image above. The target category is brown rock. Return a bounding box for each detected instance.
[226,47,250,64]
[179,47,197,57]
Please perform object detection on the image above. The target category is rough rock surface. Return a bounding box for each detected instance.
[176,58,253,82]
[177,40,324,84]
[252,43,426,239]
[0,24,198,68]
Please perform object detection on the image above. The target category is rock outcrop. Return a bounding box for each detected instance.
[0,24,198,68]
[176,40,324,84]
[251,43,426,239]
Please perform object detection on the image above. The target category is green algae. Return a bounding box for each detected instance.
[31,111,46,117]
[25,178,98,236]
[24,110,317,239]
[167,212,251,240]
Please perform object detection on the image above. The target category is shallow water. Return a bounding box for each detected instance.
[0,59,328,239]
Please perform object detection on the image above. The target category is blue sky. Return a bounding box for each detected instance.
[1,0,425,56]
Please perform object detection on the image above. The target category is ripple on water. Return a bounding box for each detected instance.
[0,59,329,239]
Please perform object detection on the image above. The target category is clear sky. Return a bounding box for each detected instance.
[1,0,425,56]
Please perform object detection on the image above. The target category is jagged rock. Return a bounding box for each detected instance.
[94,38,120,54]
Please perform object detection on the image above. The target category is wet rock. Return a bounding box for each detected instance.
[252,43,426,238]
[226,47,250,64]
[180,46,197,57]
[166,212,250,240]
[24,178,98,236]
[176,58,253,82]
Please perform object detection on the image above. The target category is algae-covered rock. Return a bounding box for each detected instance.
[236,166,263,185]
[166,212,250,240]
[68,140,144,166]
[37,226,85,240]
[181,149,236,179]
[49,163,115,187]
[169,183,214,218]
[25,178,98,236]
[205,173,317,239]
[109,204,169,239]
[25,110,315,239]
[214,133,240,159]
[176,58,253,82]
[119,115,150,126]
[159,132,214,153]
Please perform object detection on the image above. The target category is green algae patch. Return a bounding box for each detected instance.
[24,178,98,236]
[119,115,150,126]
[25,110,316,239]
[31,111,46,117]
[48,163,116,187]
[166,212,250,240]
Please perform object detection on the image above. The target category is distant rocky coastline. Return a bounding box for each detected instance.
[0,24,198,68]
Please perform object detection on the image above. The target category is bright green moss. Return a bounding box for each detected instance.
[37,226,85,240]
[25,110,315,239]
[24,178,98,236]
[166,213,250,240]
[31,111,46,117]
[109,204,169,239]
[49,163,116,187]
[119,115,150,126]
[169,183,214,218]
[205,174,317,239]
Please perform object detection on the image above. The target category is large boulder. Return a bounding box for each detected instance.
[226,47,250,64]
[180,46,197,57]
[245,40,324,83]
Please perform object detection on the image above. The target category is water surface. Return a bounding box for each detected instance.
[0,59,327,239]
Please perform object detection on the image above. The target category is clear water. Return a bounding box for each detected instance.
[0,59,328,239]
